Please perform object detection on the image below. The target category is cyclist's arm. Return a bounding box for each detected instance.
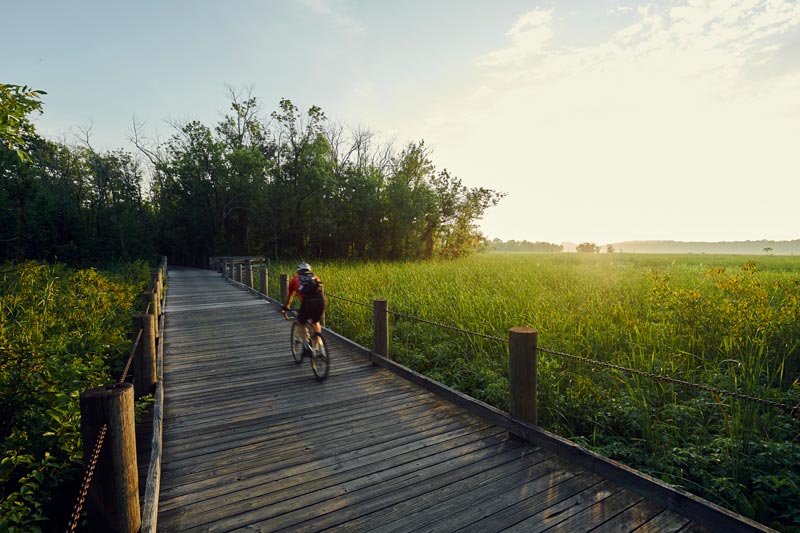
[282,277,298,312]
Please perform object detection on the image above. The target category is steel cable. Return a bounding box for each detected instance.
[539,346,800,415]
[326,291,798,415]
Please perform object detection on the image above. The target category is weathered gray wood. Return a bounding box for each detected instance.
[259,267,267,297]
[509,326,537,425]
[372,298,389,357]
[279,273,288,304]
[80,383,140,533]
[140,381,163,533]
[132,313,156,398]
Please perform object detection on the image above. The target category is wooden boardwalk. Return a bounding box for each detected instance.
[156,267,720,532]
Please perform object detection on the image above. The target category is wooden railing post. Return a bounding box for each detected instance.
[79,383,140,532]
[148,274,161,322]
[142,290,159,339]
[509,327,538,425]
[237,263,243,283]
[132,314,157,398]
[245,259,254,288]
[260,267,268,297]
[372,299,389,357]
[280,274,288,304]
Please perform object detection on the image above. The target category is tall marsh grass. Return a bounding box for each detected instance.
[270,253,800,530]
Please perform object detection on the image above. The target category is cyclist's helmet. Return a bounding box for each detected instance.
[296,262,312,273]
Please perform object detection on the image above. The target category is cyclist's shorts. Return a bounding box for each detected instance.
[298,295,326,324]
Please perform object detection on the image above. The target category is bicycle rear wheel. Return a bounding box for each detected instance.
[290,322,304,364]
[310,334,330,381]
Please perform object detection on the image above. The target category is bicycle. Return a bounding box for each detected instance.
[282,308,330,381]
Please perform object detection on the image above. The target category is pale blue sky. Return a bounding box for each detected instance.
[4,0,799,244]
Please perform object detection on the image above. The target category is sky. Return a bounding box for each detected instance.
[3,0,799,245]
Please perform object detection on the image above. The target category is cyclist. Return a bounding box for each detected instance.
[281,262,326,353]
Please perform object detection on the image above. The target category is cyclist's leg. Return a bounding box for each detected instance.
[297,302,312,351]
[309,299,324,339]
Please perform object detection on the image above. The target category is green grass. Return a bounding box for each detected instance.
[268,253,800,530]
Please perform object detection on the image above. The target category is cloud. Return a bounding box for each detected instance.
[297,0,364,34]
[477,8,554,67]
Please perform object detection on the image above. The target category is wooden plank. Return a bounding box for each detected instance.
[498,478,625,533]
[161,428,513,531]
[313,454,584,533]
[285,448,557,533]
[633,509,693,532]
[385,458,585,533]
[202,435,531,532]
[158,418,488,509]
[448,471,606,533]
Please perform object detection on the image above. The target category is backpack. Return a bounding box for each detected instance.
[298,272,321,297]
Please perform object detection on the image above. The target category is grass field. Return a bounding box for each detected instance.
[269,252,800,530]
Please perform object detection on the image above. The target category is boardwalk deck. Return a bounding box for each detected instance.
[156,267,724,532]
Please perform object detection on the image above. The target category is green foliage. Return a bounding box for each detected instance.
[149,95,503,263]
[0,83,46,162]
[1,88,502,265]
[0,136,157,264]
[576,242,600,253]
[488,239,564,252]
[297,253,800,530]
[0,261,148,531]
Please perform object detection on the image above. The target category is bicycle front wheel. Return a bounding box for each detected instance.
[290,322,304,364]
[311,335,330,381]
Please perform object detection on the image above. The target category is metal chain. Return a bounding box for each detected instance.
[539,347,800,415]
[66,423,107,533]
[119,328,143,384]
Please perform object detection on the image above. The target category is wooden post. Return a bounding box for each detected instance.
[79,383,140,533]
[372,299,389,357]
[246,259,253,288]
[237,263,243,283]
[280,274,288,304]
[509,327,538,425]
[132,314,157,397]
[147,282,160,322]
[260,267,268,297]
[141,291,159,338]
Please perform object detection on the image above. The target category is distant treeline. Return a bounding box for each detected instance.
[487,239,563,252]
[610,240,800,255]
[1,91,503,265]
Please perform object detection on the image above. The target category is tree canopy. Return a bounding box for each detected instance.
[0,88,504,264]
[0,84,46,162]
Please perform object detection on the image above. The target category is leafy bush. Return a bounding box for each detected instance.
[0,261,148,532]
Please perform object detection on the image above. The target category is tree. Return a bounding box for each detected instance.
[576,242,599,253]
[0,84,46,161]
[606,244,615,254]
